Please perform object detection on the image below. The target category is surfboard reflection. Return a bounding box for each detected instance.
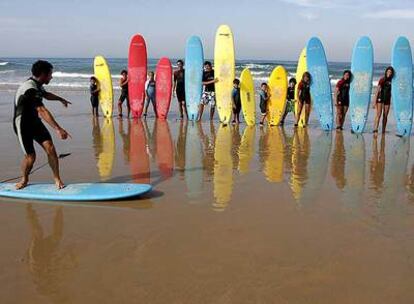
[130,119,150,184]
[154,120,174,179]
[238,126,256,174]
[92,117,115,181]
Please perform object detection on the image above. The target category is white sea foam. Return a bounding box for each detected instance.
[0,62,9,66]
[53,71,122,79]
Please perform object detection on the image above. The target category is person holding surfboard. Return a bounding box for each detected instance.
[13,60,71,190]
[89,76,100,117]
[173,60,187,120]
[295,72,311,127]
[198,61,218,121]
[117,70,130,118]
[335,70,352,130]
[373,67,394,134]
[143,71,157,118]
[231,79,242,124]
[259,82,271,126]
[280,78,297,126]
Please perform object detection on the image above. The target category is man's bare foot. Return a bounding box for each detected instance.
[55,179,65,190]
[15,179,28,190]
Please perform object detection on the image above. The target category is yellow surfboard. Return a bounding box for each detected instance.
[214,24,235,125]
[240,68,256,126]
[97,118,115,181]
[268,66,288,126]
[213,125,233,211]
[294,48,309,127]
[264,127,285,182]
[94,56,113,118]
[238,125,255,174]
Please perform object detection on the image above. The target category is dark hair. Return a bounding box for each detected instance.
[90,76,98,82]
[343,70,353,82]
[233,79,240,85]
[121,70,128,75]
[302,71,311,83]
[261,82,268,87]
[289,78,297,84]
[204,61,212,67]
[31,60,53,77]
[177,59,184,65]
[384,66,394,79]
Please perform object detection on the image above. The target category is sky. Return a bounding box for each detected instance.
[0,0,413,62]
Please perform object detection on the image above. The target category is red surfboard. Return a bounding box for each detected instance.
[130,119,150,184]
[154,120,174,178]
[155,57,172,119]
[128,34,147,118]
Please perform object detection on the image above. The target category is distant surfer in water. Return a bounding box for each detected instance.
[173,60,187,120]
[335,70,352,130]
[373,66,394,134]
[118,70,130,118]
[13,60,71,190]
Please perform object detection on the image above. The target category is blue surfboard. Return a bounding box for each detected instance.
[392,36,413,137]
[0,183,152,201]
[306,37,334,131]
[349,36,374,133]
[185,36,204,121]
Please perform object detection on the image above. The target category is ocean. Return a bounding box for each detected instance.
[0,57,395,91]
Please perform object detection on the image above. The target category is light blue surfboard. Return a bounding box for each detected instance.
[306,37,334,131]
[392,36,413,137]
[185,36,204,121]
[185,123,204,201]
[0,183,152,201]
[349,36,374,133]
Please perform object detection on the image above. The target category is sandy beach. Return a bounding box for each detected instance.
[0,87,414,303]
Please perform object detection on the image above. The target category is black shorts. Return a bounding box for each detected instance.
[337,99,349,107]
[119,90,129,104]
[91,96,99,108]
[377,98,391,106]
[176,87,185,102]
[260,101,267,115]
[14,119,52,155]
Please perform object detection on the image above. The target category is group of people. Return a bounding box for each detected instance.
[12,59,396,190]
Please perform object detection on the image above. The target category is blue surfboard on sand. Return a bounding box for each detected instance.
[349,36,374,134]
[185,36,204,121]
[0,183,152,201]
[306,37,333,131]
[392,36,413,137]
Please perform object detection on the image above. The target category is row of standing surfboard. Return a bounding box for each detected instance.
[94,25,413,136]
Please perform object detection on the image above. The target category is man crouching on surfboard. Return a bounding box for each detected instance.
[13,60,71,190]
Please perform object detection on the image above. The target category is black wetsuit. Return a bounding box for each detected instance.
[90,83,99,108]
[13,78,52,155]
[174,69,185,102]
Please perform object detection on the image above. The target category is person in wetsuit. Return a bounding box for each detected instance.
[373,66,394,134]
[231,79,241,124]
[335,70,352,130]
[144,71,157,117]
[13,60,71,190]
[173,60,187,120]
[295,72,311,127]
[89,76,100,117]
[118,70,129,118]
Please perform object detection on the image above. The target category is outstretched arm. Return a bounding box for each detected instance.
[43,92,71,107]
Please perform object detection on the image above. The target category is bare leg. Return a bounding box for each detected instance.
[182,101,188,119]
[335,105,342,128]
[295,101,304,125]
[304,103,311,126]
[198,103,205,121]
[382,104,390,133]
[210,106,215,121]
[41,140,64,189]
[16,153,36,189]
[373,103,383,132]
[118,101,123,117]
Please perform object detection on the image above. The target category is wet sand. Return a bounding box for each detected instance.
[1,89,414,303]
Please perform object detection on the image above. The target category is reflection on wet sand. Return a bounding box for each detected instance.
[331,130,347,190]
[238,126,256,174]
[369,134,386,194]
[94,118,115,181]
[154,120,174,179]
[290,128,310,201]
[213,125,233,211]
[24,205,77,303]
[130,119,150,184]
[262,126,285,183]
[118,118,131,165]
[175,120,187,177]
[184,122,204,201]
